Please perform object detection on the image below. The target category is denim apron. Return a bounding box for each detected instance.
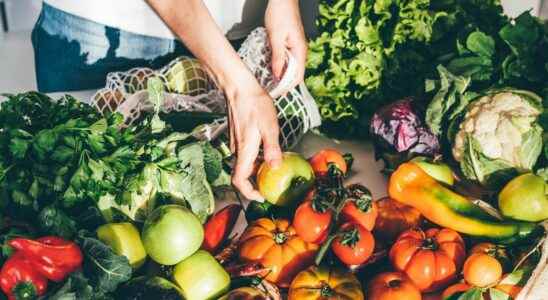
[32,3,190,93]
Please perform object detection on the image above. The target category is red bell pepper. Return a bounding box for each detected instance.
[202,204,242,253]
[0,252,48,300]
[8,236,83,282]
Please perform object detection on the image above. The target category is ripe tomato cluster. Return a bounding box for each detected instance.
[292,149,378,267]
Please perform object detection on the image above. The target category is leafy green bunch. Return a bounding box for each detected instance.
[305,0,508,137]
[0,84,228,240]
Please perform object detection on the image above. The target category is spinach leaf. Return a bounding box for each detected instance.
[77,233,132,294]
[446,31,495,82]
[466,31,495,58]
[425,65,471,136]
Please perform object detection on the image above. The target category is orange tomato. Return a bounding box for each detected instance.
[309,149,348,176]
[293,201,333,244]
[463,253,503,287]
[389,228,466,292]
[373,197,422,242]
[367,272,421,300]
[442,283,472,299]
[238,218,318,287]
[470,242,511,272]
[332,223,375,266]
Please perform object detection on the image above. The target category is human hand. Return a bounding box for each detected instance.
[226,76,282,200]
[265,0,307,87]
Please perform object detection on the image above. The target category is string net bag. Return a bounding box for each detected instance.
[91,27,321,149]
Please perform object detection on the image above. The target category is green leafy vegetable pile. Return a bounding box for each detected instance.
[0,85,229,238]
[0,84,231,298]
[305,0,547,137]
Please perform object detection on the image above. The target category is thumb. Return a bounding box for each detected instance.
[270,35,287,80]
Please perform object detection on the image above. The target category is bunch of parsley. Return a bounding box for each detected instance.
[0,87,228,239]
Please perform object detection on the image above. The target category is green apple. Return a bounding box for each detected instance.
[142,205,204,265]
[97,222,147,269]
[257,152,315,206]
[411,156,454,186]
[499,173,548,222]
[173,250,230,300]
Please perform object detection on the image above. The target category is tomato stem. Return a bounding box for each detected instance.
[348,184,373,212]
[273,232,287,244]
[343,153,354,171]
[421,237,439,250]
[311,192,330,213]
[320,282,334,297]
[387,279,402,289]
[340,227,360,248]
[314,234,337,265]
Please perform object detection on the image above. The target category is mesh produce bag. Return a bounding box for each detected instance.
[91,27,321,149]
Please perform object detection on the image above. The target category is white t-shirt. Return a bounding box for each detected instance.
[43,0,268,40]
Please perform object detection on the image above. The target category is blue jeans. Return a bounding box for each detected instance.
[32,3,190,92]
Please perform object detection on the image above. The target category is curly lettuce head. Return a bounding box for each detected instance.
[453,90,544,186]
[305,0,442,125]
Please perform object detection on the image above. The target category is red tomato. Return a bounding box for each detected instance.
[309,149,348,176]
[293,201,333,244]
[332,223,375,266]
[341,196,378,231]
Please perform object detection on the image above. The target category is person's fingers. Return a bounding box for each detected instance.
[232,133,263,200]
[269,33,287,81]
[289,40,307,87]
[262,125,282,168]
